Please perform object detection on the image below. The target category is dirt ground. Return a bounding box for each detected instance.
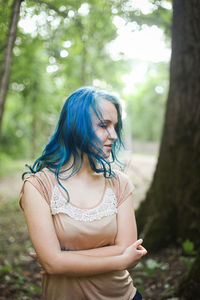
[0,154,191,299]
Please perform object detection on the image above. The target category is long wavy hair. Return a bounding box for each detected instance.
[23,87,124,200]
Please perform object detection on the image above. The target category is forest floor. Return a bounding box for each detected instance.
[0,154,192,300]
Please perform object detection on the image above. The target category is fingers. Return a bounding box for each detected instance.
[29,252,37,259]
[29,252,45,273]
[127,239,147,256]
[122,239,148,269]
[133,239,143,247]
[139,247,147,256]
[132,239,148,256]
[136,244,147,256]
[137,245,143,250]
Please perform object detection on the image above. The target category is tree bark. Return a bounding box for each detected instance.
[0,0,23,140]
[136,1,200,297]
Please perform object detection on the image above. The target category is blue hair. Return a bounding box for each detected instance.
[23,87,124,200]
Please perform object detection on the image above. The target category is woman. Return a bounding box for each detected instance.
[20,87,147,300]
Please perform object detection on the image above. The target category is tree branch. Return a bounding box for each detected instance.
[28,0,69,18]
[0,0,23,139]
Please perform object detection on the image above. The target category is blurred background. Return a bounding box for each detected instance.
[2,1,198,299]
[0,0,172,210]
[0,0,171,162]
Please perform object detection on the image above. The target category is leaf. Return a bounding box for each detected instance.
[145,258,159,270]
[182,239,196,255]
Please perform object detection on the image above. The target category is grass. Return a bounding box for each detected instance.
[0,196,42,299]
[0,157,28,179]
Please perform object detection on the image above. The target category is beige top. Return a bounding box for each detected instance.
[20,168,136,300]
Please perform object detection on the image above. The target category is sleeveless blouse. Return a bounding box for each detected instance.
[20,168,136,300]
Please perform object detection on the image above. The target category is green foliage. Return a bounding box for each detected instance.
[0,0,171,158]
[182,239,197,255]
[0,155,26,178]
[179,256,195,271]
[1,0,131,158]
[178,240,197,274]
[0,197,42,298]
[0,261,12,274]
[134,258,169,277]
[0,0,13,64]
[145,258,160,269]
[143,258,168,276]
[126,62,169,141]
[121,0,172,39]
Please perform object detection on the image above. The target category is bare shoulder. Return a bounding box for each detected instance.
[23,179,38,195]
[22,176,48,210]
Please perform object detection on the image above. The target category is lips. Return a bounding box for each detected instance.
[104,144,113,150]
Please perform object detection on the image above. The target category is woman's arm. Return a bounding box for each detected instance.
[30,193,137,258]
[22,182,147,276]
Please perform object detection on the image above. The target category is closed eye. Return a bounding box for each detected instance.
[98,120,118,130]
[98,121,108,128]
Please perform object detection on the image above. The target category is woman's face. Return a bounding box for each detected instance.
[92,100,118,158]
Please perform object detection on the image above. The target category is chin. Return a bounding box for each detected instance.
[98,149,111,159]
[103,151,110,158]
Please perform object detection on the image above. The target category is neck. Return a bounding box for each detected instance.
[78,154,94,175]
[61,153,97,178]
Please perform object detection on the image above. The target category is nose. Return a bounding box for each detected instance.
[108,126,117,141]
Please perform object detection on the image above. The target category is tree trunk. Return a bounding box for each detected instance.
[0,0,23,140]
[136,0,200,297]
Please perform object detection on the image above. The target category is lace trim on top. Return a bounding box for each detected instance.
[50,186,118,222]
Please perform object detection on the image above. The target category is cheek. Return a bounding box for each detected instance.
[96,129,108,143]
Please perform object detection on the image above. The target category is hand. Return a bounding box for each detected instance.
[29,252,47,274]
[29,252,37,259]
[121,239,147,270]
